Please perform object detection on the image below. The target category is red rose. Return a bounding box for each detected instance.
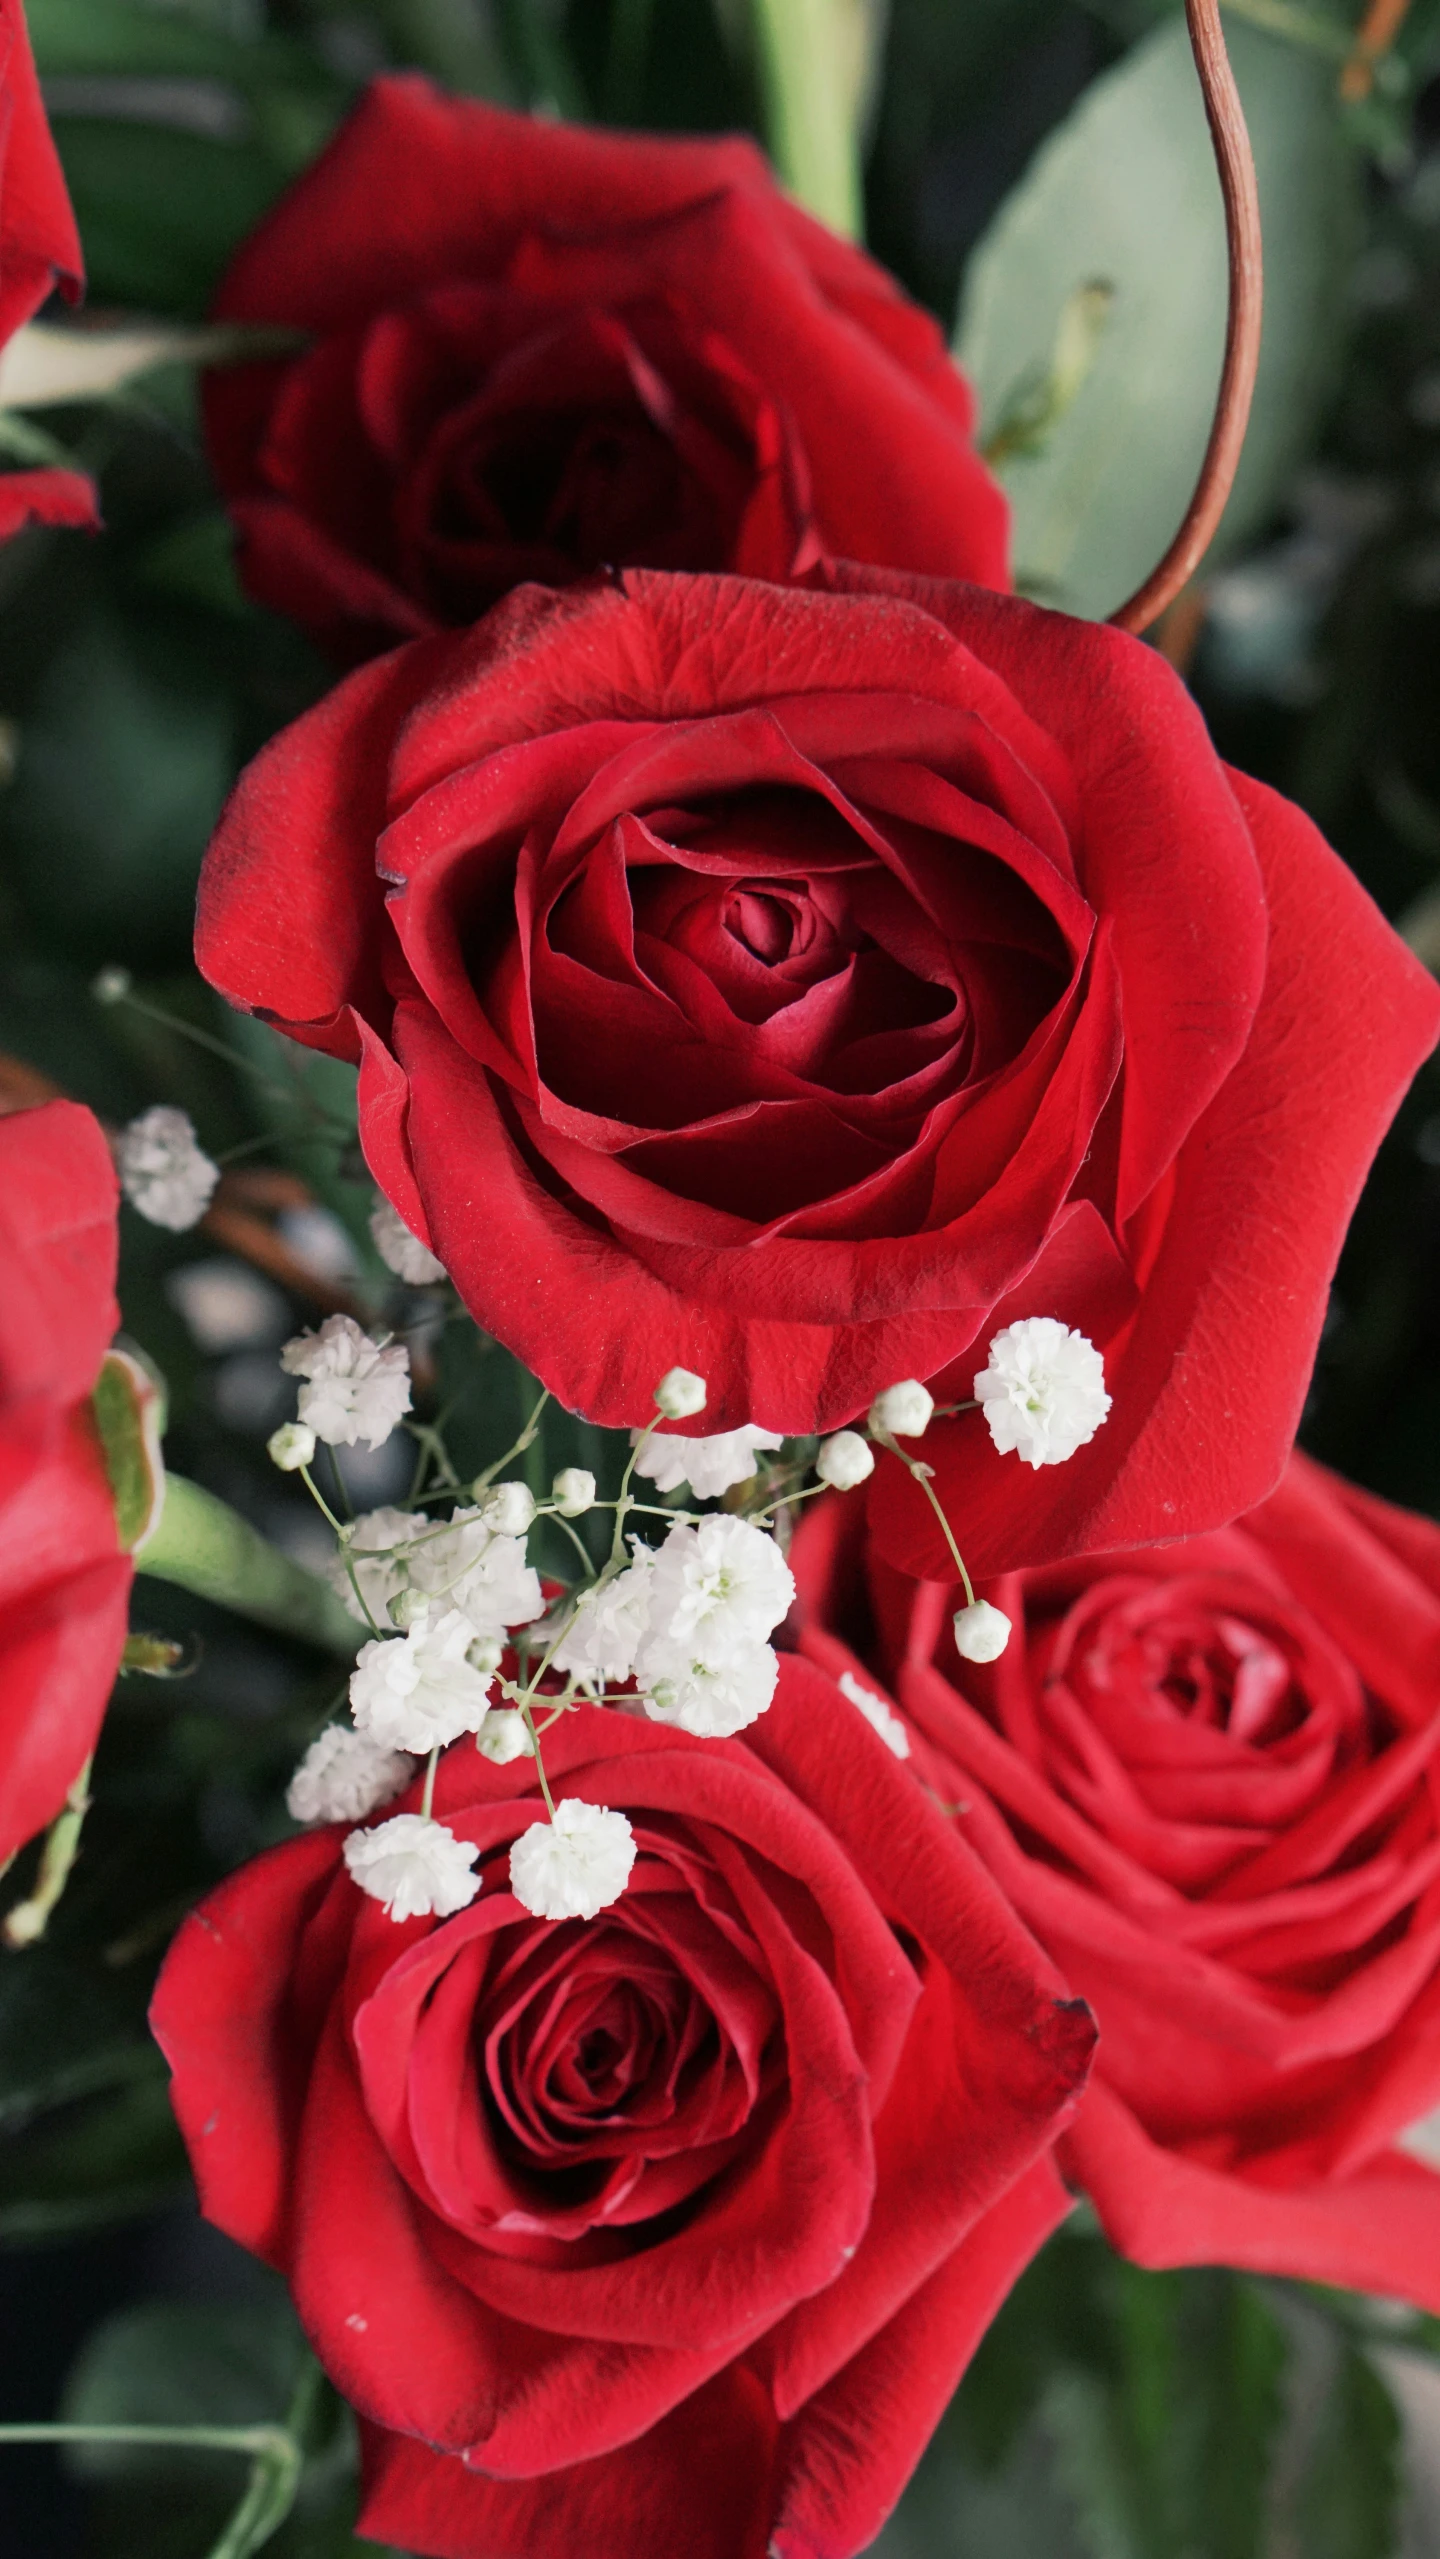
[794,1451,1440,2310]
[196,565,1439,1562]
[151,1671,1094,2559]
[203,77,1006,660]
[0,1100,130,1863]
[0,0,99,538]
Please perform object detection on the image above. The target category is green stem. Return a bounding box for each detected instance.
[875,1431,976,1607]
[747,0,865,238]
[137,1475,360,1658]
[3,1760,92,1949]
[0,2422,292,2454]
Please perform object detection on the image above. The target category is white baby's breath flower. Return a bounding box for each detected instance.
[268,1420,316,1473]
[369,1195,446,1285]
[344,1814,480,1920]
[348,1608,494,1753]
[867,1380,934,1439]
[816,1431,874,1491]
[952,1599,1012,1663]
[632,1425,783,1500]
[552,1553,655,1686]
[552,1467,596,1517]
[281,1315,411,1450]
[838,1670,910,1758]
[654,1367,707,1420]
[116,1106,220,1232]
[410,1505,543,1637]
[973,1319,1110,1469]
[639,1631,780,1737]
[286,1725,412,1825]
[479,1480,537,1537]
[509,1800,636,1921]
[476,1708,535,1764]
[327,1506,427,1625]
[643,1514,794,1651]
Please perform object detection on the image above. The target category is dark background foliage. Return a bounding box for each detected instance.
[4,0,1440,2550]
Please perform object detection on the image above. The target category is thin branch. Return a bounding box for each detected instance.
[1340,0,1414,99]
[1109,0,1263,636]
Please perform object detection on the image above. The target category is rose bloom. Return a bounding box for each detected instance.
[0,0,98,538]
[151,1675,1096,2559]
[794,1452,1440,2307]
[0,1099,130,1863]
[197,565,1439,1567]
[202,79,1007,661]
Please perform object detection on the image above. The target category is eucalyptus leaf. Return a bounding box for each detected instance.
[956,12,1358,616]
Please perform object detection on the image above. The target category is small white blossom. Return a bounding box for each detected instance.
[510,1800,636,1921]
[286,1725,412,1825]
[643,1514,795,1651]
[281,1315,411,1450]
[816,1431,874,1491]
[370,1195,446,1285]
[654,1367,707,1420]
[953,1599,1012,1663]
[349,1607,494,1753]
[410,1505,543,1637]
[633,1425,782,1500]
[839,1669,910,1758]
[480,1480,537,1537]
[640,1631,779,1737]
[116,1107,220,1232]
[477,1708,535,1764]
[328,1505,427,1625]
[553,1554,655,1686]
[552,1467,596,1517]
[868,1380,934,1439]
[973,1319,1110,1469]
[344,1814,480,1920]
[268,1420,316,1473]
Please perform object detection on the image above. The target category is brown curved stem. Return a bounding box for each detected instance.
[1340,0,1414,100]
[1109,0,1263,636]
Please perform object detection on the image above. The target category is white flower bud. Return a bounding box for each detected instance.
[476,1708,533,1763]
[343,1814,480,1920]
[653,1367,707,1420]
[509,1800,636,1922]
[816,1431,875,1491]
[552,1467,597,1517]
[286,1725,412,1825]
[867,1380,934,1440]
[479,1480,537,1536]
[466,1631,505,1675]
[267,1420,316,1473]
[116,1106,220,1232]
[953,1599,1012,1663]
[387,1587,430,1631]
[633,1426,782,1500]
[973,1319,1110,1469]
[369,1195,446,1285]
[281,1315,411,1451]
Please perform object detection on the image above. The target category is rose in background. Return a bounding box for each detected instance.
[0,1099,130,1864]
[196,562,1439,1568]
[152,1666,1095,2559]
[795,1451,1440,2309]
[202,78,1007,662]
[0,0,97,537]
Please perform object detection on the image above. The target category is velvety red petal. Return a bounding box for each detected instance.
[0,466,99,539]
[0,0,85,342]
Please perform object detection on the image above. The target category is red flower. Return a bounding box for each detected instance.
[151,1674,1094,2559]
[0,1100,129,1863]
[794,1452,1440,2311]
[0,0,99,536]
[203,78,1006,659]
[196,565,1439,1562]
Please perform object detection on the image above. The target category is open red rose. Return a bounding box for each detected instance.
[151,1670,1095,2559]
[196,564,1440,1564]
[794,1451,1440,2310]
[0,0,98,537]
[0,1099,130,1863]
[203,77,1006,660]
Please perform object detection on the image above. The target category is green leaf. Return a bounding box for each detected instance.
[0,1947,155,2127]
[0,2071,188,2242]
[956,12,1359,616]
[1291,2341,1402,2559]
[50,119,289,312]
[61,2298,308,2483]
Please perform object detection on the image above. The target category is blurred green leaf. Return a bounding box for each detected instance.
[0,1947,153,2126]
[62,2298,308,2482]
[0,2071,188,2241]
[51,119,289,312]
[957,12,1359,615]
[1291,2341,1403,2559]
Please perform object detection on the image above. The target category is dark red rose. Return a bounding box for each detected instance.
[151,1670,1095,2559]
[195,564,1439,1565]
[0,1100,130,1863]
[794,1451,1440,2309]
[0,0,98,536]
[203,77,1007,659]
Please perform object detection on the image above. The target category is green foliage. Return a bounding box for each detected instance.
[1292,2340,1403,2559]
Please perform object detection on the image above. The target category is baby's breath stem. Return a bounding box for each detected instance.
[420,1745,440,1822]
[876,1431,977,1608]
